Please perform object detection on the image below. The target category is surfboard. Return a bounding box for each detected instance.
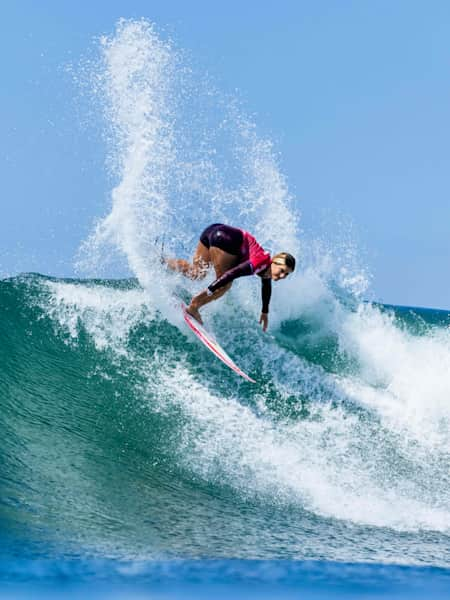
[181,302,256,383]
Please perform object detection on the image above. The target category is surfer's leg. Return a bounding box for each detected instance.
[166,242,210,279]
[186,281,232,323]
[209,246,240,278]
[191,242,211,278]
[196,247,237,302]
[186,247,238,321]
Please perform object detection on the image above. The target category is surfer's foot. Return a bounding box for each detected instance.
[186,304,203,325]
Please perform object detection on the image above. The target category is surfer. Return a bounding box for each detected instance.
[165,223,295,331]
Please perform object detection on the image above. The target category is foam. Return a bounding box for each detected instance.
[77,19,299,293]
[44,280,155,355]
[337,303,450,448]
[152,358,450,533]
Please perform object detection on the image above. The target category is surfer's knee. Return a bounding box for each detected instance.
[190,264,208,280]
[191,256,210,280]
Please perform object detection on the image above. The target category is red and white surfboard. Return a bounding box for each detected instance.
[181,302,256,383]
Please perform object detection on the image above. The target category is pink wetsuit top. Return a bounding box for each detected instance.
[241,230,272,274]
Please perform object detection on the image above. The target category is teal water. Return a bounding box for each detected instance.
[1,273,449,567]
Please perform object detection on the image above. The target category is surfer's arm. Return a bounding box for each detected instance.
[259,278,271,332]
[206,260,254,294]
[261,278,272,313]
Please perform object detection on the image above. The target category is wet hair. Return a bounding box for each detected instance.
[272,252,296,272]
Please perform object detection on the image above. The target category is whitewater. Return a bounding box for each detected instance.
[1,18,449,599]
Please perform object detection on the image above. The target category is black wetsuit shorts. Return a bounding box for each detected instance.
[200,224,244,256]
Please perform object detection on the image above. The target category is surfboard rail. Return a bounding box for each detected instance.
[181,302,256,383]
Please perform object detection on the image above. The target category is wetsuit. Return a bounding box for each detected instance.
[200,224,272,313]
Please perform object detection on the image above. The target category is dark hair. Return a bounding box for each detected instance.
[284,253,296,271]
[273,252,296,272]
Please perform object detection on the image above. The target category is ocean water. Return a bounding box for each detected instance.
[1,18,449,599]
[1,273,449,597]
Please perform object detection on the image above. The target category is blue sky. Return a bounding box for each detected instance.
[1,1,449,309]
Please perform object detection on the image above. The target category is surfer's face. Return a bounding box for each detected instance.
[270,262,292,281]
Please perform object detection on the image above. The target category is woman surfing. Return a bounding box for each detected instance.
[165,223,295,331]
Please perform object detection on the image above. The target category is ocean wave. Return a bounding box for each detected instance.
[1,274,449,565]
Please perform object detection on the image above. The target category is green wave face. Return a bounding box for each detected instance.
[1,274,450,563]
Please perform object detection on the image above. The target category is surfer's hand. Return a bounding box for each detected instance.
[259,312,268,332]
